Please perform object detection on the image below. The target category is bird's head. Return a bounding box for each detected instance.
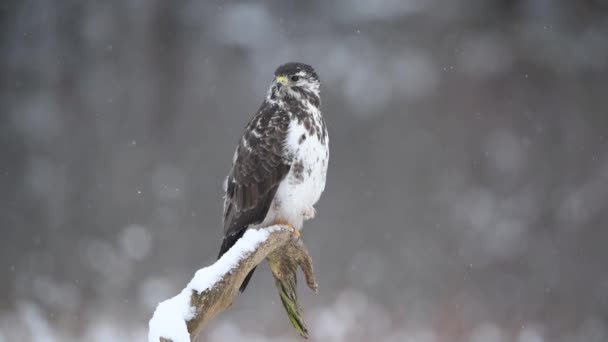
[269,62,320,102]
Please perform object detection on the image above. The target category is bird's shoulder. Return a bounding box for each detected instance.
[246,102,291,134]
[230,102,292,183]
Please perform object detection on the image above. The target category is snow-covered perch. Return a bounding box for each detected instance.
[148,225,318,342]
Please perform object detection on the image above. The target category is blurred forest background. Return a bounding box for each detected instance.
[2,0,608,341]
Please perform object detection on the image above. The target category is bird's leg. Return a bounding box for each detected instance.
[274,219,300,238]
[302,206,316,220]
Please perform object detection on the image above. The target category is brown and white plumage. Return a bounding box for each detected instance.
[218,62,329,292]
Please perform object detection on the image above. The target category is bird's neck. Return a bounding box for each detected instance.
[282,89,320,112]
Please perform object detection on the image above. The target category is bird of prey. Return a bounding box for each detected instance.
[218,62,329,292]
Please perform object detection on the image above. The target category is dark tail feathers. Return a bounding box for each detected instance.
[218,231,256,292]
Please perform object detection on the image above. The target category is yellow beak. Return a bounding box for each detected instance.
[276,75,286,84]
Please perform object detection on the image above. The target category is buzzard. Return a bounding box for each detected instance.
[218,62,329,292]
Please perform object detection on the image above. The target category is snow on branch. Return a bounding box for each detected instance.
[148,225,317,342]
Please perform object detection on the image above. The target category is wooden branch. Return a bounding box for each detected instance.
[148,225,317,342]
[268,238,318,338]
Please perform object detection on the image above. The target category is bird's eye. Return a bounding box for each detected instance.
[290,75,300,82]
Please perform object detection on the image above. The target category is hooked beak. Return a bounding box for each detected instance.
[276,75,287,90]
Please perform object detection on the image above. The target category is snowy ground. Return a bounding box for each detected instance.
[3,290,604,342]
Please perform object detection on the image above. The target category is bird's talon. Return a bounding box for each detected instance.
[275,220,300,239]
[292,226,300,239]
